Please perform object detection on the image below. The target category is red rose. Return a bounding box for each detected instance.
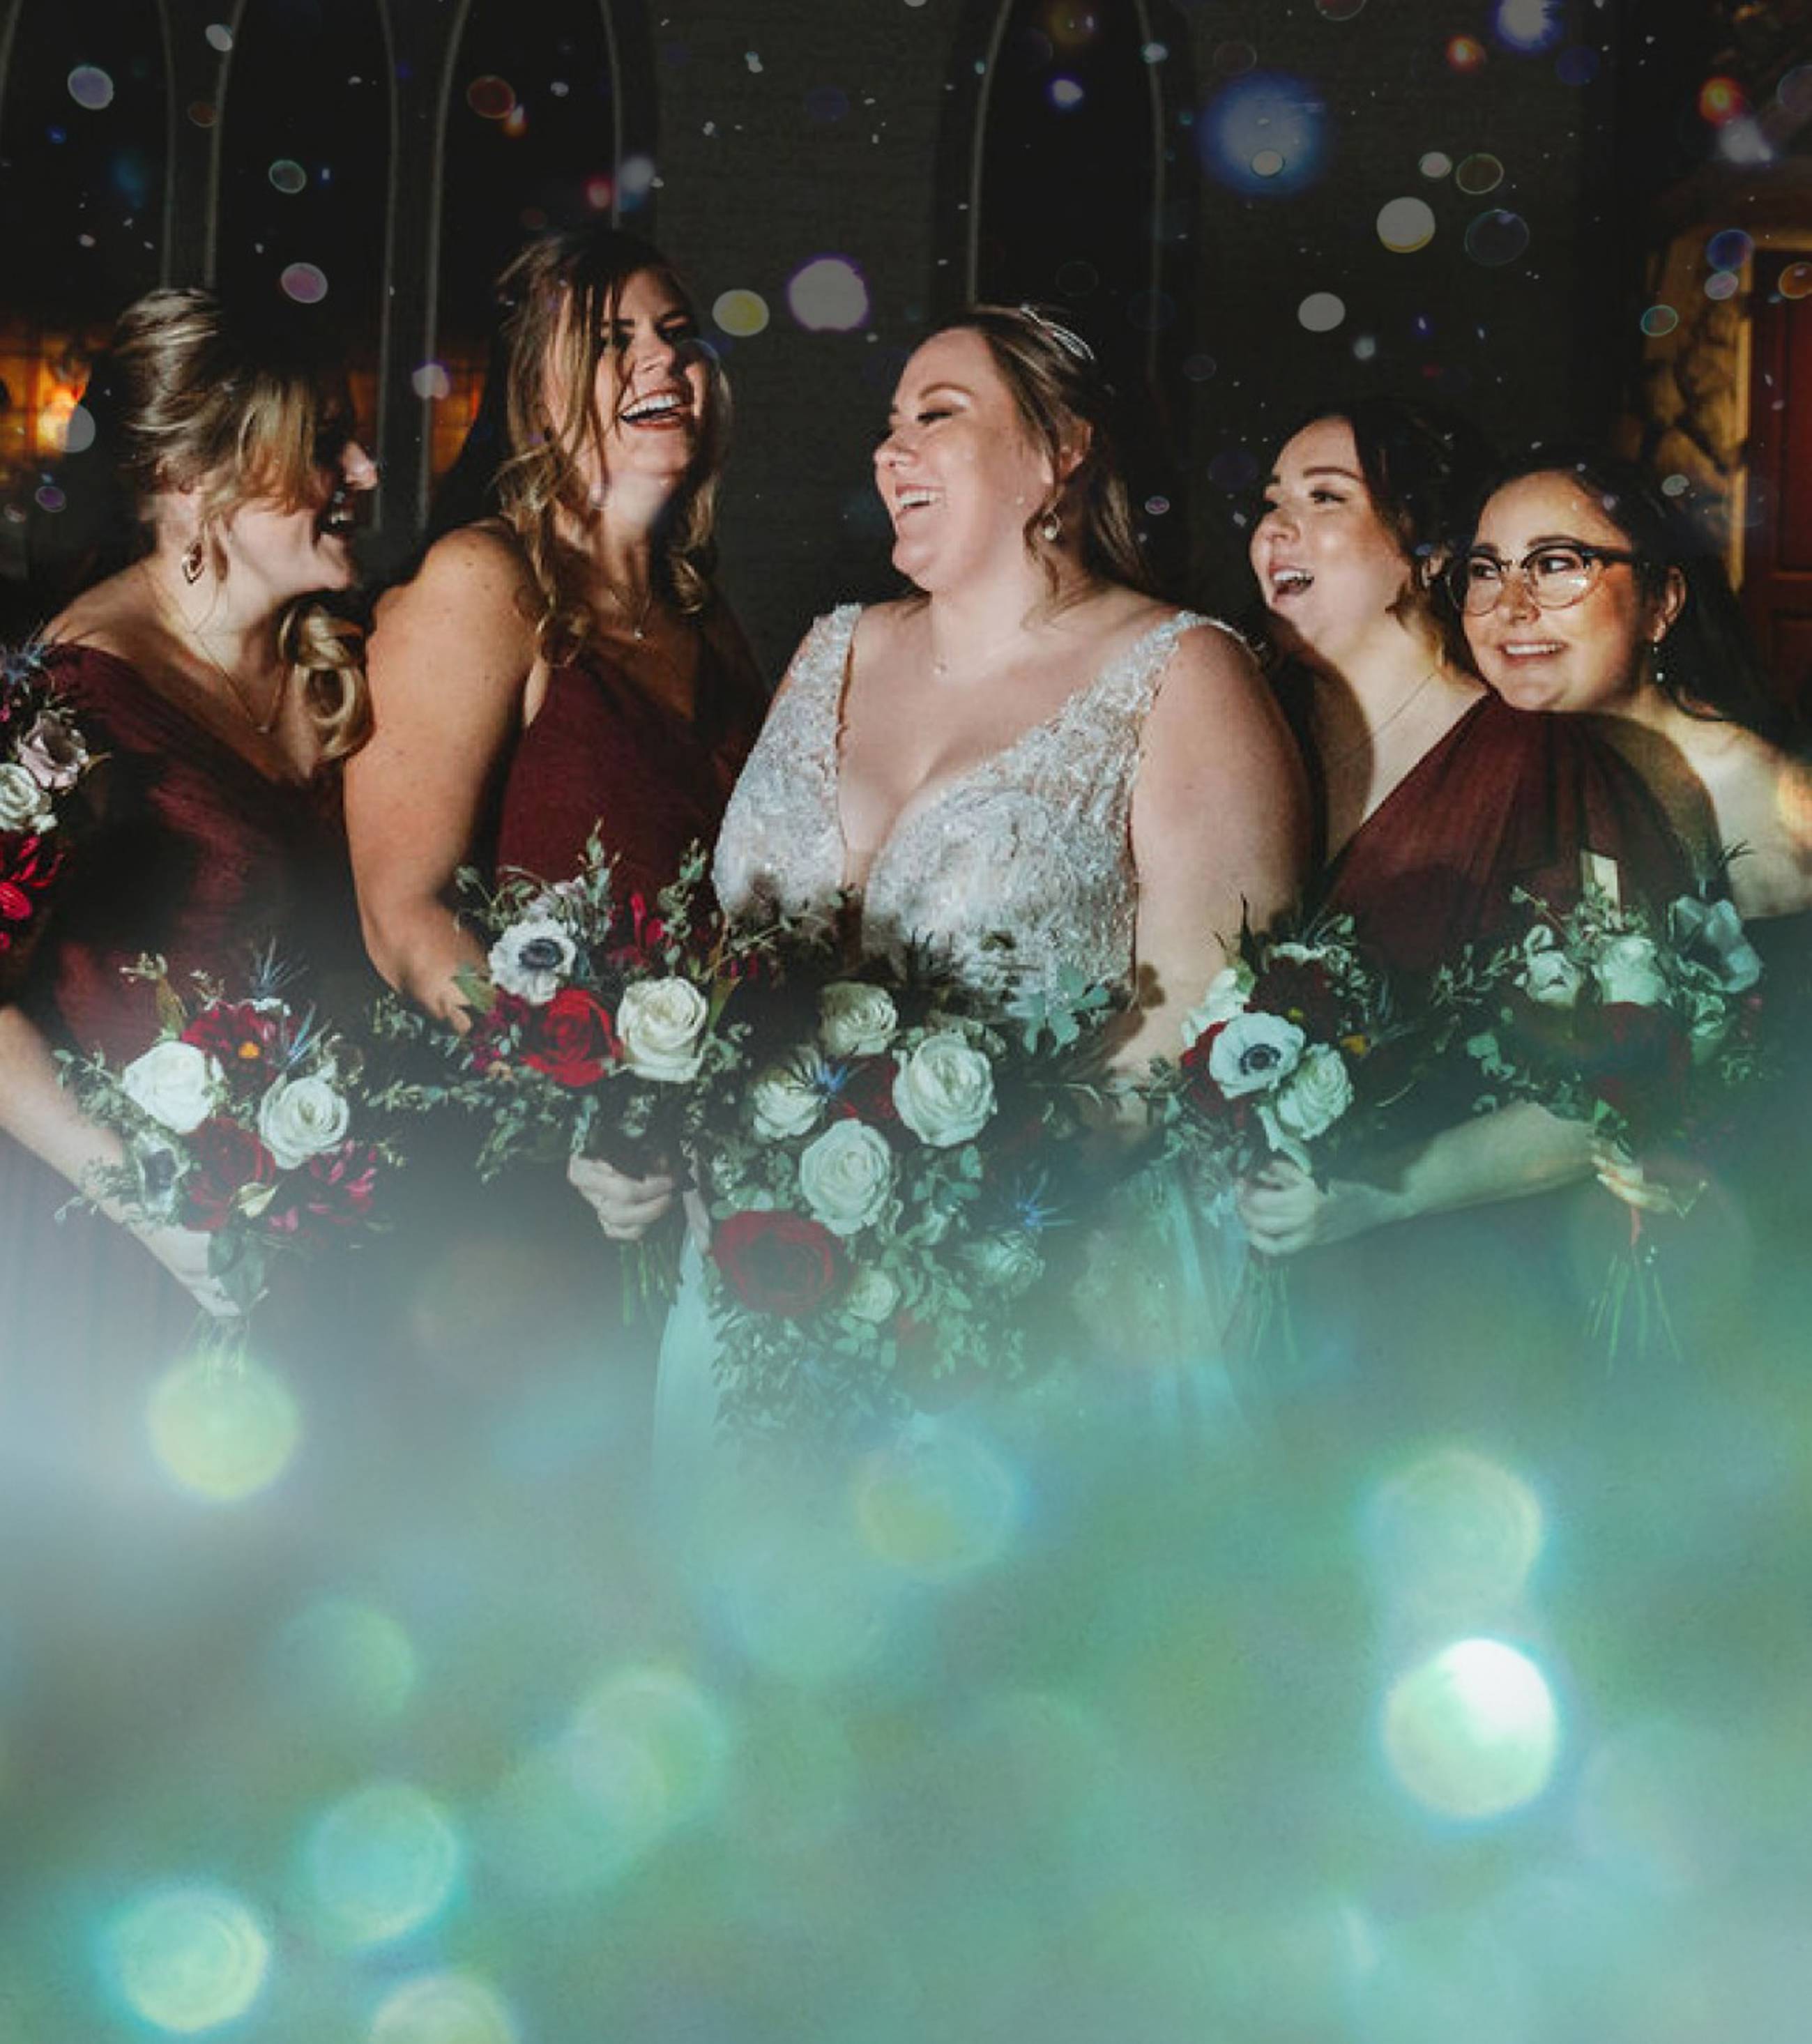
[184,1115,277,1233]
[713,1210,841,1318]
[181,1002,286,1094]
[466,989,531,1073]
[522,988,619,1089]
[1251,956,1343,1039]
[0,831,63,910]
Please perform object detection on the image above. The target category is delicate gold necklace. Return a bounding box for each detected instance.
[1316,665,1441,773]
[142,563,285,734]
[597,581,656,642]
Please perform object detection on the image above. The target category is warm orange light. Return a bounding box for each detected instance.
[1446,35,1487,72]
[1698,76,1746,125]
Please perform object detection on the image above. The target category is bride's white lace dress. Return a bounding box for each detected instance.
[654,604,1247,1497]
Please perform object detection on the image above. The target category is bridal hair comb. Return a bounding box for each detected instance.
[1016,304,1096,365]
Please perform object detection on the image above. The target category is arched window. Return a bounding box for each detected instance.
[0,0,168,505]
[429,0,631,483]
[970,0,1174,372]
[213,0,391,458]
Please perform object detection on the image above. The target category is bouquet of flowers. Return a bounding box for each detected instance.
[0,642,93,975]
[697,952,1120,1442]
[1439,881,1767,1357]
[57,951,395,1346]
[372,841,766,1311]
[1145,913,1431,1352]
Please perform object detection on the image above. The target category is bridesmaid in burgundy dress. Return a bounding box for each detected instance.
[346,225,766,1379]
[1233,399,1706,1446]
[0,288,376,1458]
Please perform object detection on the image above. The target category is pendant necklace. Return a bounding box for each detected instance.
[1316,665,1441,773]
[144,563,284,734]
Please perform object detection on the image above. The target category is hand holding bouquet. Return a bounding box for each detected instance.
[0,643,94,978]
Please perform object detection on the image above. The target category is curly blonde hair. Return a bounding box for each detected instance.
[107,286,372,765]
[489,226,728,660]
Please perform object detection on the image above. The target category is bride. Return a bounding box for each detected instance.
[574,304,1307,1478]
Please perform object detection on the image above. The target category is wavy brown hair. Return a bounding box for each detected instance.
[489,225,728,659]
[105,287,370,763]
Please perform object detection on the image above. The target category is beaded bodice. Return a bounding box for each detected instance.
[713,602,1221,1000]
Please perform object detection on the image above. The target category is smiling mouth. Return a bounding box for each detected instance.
[1496,640,1567,659]
[1267,565,1313,598]
[316,487,358,540]
[621,388,691,427]
[894,487,938,517]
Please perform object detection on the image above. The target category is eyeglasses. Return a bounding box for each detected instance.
[1447,542,1643,616]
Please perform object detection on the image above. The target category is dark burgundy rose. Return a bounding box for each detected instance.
[466,989,531,1074]
[713,1210,841,1318]
[1584,1002,1691,1131]
[268,1140,383,1238]
[522,988,619,1089]
[181,1002,286,1093]
[183,1116,277,1233]
[832,1053,901,1129]
[1250,955,1343,1040]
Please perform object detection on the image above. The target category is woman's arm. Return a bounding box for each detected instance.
[1122,622,1310,1074]
[0,1006,240,1313]
[344,527,539,1023]
[1237,1099,1595,1256]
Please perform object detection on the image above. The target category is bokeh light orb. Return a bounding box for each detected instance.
[268,159,307,195]
[147,1352,300,1502]
[68,66,115,111]
[62,403,97,455]
[1779,261,1812,301]
[1198,73,1327,196]
[280,263,329,305]
[1698,76,1745,125]
[1182,351,1217,381]
[204,24,233,53]
[371,1972,519,2044]
[481,1734,666,1898]
[1640,304,1680,337]
[1212,40,1258,77]
[304,1781,464,1949]
[1297,291,1346,333]
[106,1883,271,2034]
[1705,270,1740,302]
[1454,151,1505,195]
[465,75,516,121]
[1492,0,1564,53]
[1661,472,1691,497]
[786,257,869,332]
[1446,36,1487,73]
[411,363,452,402]
[271,1598,418,1728]
[1464,208,1530,267]
[1419,150,1453,178]
[713,288,770,338]
[1378,197,1436,253]
[34,484,66,514]
[1208,446,1259,493]
[853,1426,1021,1579]
[1367,1449,1545,1617]
[1779,63,1812,116]
[1383,1637,1560,1819]
[1706,227,1753,273]
[572,1665,729,1829]
[1049,77,1085,112]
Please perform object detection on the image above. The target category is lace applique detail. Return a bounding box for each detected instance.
[714,603,1229,1000]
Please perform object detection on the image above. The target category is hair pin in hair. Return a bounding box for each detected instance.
[1017,305,1096,365]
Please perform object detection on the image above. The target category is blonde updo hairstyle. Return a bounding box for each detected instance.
[107,286,370,764]
[492,224,728,662]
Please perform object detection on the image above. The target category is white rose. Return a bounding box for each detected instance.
[1268,941,1331,966]
[17,711,89,793]
[1206,1010,1304,1098]
[1592,933,1667,1007]
[120,1039,222,1135]
[616,977,710,1083]
[1259,1043,1354,1166]
[257,1073,351,1170]
[1517,929,1583,1009]
[1182,962,1254,1047]
[892,1030,997,1147]
[487,917,577,1005]
[0,761,52,833]
[749,1060,824,1142]
[819,981,898,1058]
[842,1264,901,1323]
[1685,987,1733,1063]
[798,1120,895,1237]
[960,1232,1045,1299]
